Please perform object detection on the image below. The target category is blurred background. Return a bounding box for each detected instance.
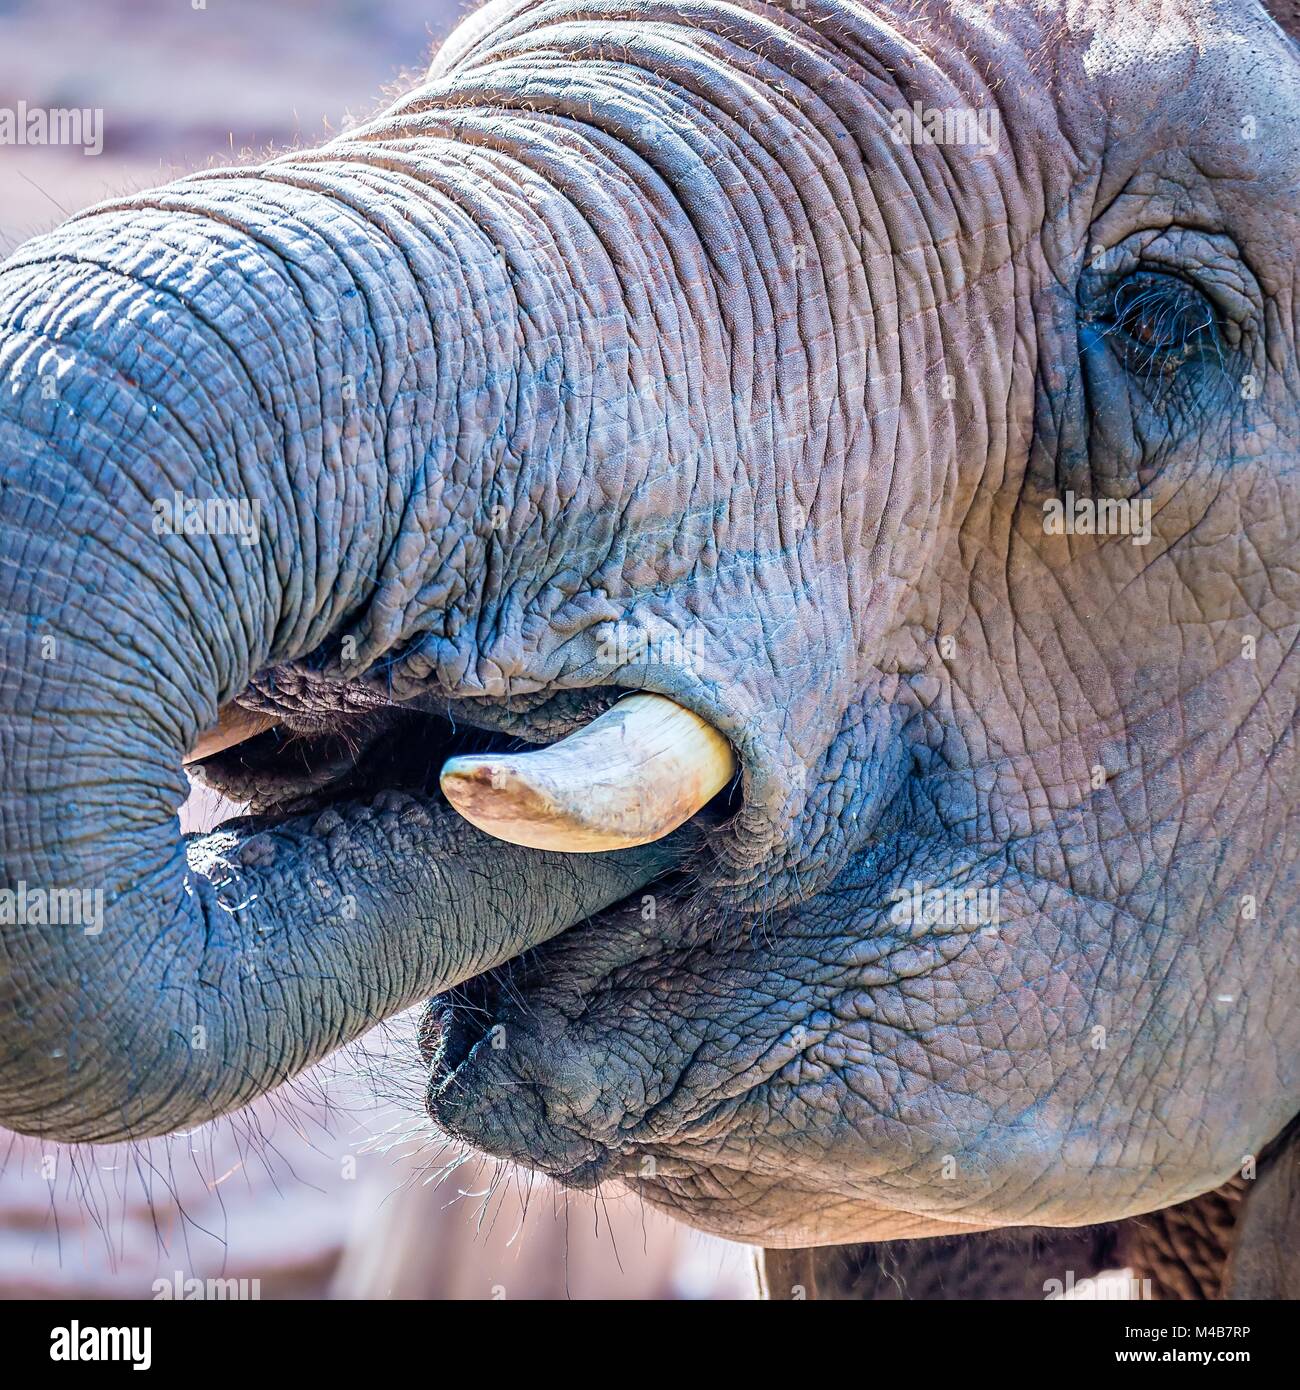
[0,0,756,1300]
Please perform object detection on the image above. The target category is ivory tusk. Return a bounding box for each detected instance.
[439,693,736,852]
[185,704,280,764]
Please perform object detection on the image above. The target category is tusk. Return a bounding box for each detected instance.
[439,693,736,852]
[185,703,280,764]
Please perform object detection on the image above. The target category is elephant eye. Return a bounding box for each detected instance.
[1095,271,1220,376]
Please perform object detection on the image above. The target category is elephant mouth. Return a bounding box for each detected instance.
[180,684,742,1154]
[187,689,738,850]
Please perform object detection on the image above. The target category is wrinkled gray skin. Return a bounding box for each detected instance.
[1,0,1298,1267]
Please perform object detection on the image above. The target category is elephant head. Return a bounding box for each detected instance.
[1,0,1298,1274]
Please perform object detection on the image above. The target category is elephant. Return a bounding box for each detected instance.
[1,0,1298,1299]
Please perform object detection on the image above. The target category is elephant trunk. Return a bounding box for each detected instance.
[0,124,677,1141]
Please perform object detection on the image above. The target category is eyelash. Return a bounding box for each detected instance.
[1096,273,1221,376]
